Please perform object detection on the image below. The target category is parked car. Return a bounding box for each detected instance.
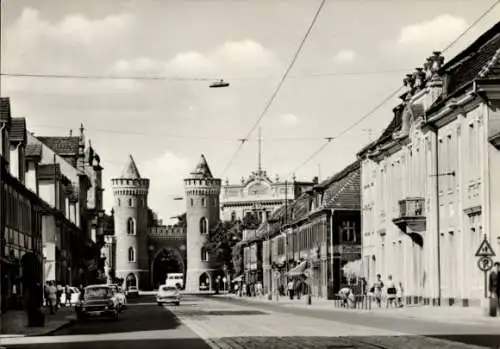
[126,286,139,298]
[109,284,127,308]
[75,285,122,321]
[157,285,180,306]
[60,286,80,306]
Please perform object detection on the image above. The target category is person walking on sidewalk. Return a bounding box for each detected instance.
[489,262,500,313]
[372,274,384,308]
[47,281,58,314]
[386,275,397,308]
[64,285,72,307]
[287,279,295,300]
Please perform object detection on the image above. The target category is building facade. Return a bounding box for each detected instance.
[237,161,361,299]
[111,155,150,290]
[358,22,500,307]
[184,154,221,292]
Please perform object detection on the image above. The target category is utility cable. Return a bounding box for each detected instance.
[220,0,327,177]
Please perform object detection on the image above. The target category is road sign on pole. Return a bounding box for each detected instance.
[475,235,496,257]
[477,256,494,272]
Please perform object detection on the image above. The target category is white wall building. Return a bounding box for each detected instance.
[358,22,500,307]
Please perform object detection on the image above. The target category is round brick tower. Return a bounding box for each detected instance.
[184,154,221,293]
[112,155,150,290]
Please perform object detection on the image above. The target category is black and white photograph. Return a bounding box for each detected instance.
[1,0,500,348]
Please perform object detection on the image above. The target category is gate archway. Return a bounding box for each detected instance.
[151,248,185,290]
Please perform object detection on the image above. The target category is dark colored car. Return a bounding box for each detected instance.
[75,285,122,321]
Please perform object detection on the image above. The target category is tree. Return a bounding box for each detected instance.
[205,221,242,274]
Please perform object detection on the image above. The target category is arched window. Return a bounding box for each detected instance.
[201,247,208,261]
[231,211,236,222]
[199,217,208,234]
[201,198,206,207]
[128,247,135,262]
[190,198,194,207]
[128,198,133,207]
[127,218,135,235]
[117,198,121,206]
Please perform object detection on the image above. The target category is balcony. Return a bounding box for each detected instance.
[392,197,426,233]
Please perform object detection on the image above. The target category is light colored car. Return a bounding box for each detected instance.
[126,286,139,298]
[157,285,180,306]
[60,286,80,306]
[109,284,127,309]
[75,285,122,321]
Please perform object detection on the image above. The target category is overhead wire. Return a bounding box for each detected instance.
[220,0,327,176]
[285,0,500,179]
[0,68,409,81]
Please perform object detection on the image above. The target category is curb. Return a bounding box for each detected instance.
[43,318,76,336]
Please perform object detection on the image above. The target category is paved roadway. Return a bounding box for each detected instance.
[2,295,500,349]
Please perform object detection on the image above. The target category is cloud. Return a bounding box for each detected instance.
[139,151,191,223]
[397,14,467,47]
[334,50,356,63]
[111,39,278,78]
[279,113,300,126]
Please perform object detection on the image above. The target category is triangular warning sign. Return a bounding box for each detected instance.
[475,238,496,257]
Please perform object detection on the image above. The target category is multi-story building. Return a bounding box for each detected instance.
[237,161,361,299]
[358,21,500,307]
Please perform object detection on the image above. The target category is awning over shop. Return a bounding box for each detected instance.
[232,275,243,283]
[286,261,308,276]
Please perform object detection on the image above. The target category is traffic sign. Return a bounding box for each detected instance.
[477,256,494,272]
[475,237,496,257]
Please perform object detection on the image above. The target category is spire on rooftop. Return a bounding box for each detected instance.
[121,154,141,179]
[190,154,213,179]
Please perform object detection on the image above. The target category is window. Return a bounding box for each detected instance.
[190,198,194,207]
[127,218,135,235]
[201,198,206,207]
[231,211,236,222]
[341,221,356,243]
[117,198,121,206]
[201,248,208,261]
[128,198,133,207]
[128,247,135,262]
[199,217,208,234]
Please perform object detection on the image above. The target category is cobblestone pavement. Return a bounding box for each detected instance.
[168,296,488,349]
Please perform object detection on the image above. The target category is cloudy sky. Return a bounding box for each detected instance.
[2,0,500,224]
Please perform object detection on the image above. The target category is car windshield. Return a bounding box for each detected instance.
[161,286,176,292]
[85,287,112,299]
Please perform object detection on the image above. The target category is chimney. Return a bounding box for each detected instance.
[312,176,319,185]
[69,129,73,136]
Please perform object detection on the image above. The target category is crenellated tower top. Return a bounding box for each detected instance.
[112,154,150,196]
[184,154,221,197]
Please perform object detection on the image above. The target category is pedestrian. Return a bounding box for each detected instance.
[287,279,295,300]
[47,281,58,314]
[396,282,404,308]
[489,262,500,314]
[386,275,397,308]
[338,287,353,308]
[65,285,72,307]
[371,274,384,308]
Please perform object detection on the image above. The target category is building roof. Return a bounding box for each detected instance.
[38,163,62,178]
[189,154,213,179]
[10,118,27,143]
[322,163,360,211]
[37,136,80,156]
[0,97,12,125]
[120,154,141,179]
[358,21,500,157]
[25,143,42,158]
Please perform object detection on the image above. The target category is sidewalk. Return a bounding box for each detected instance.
[0,306,76,338]
[217,294,500,327]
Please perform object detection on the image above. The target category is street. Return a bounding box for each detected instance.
[2,295,500,349]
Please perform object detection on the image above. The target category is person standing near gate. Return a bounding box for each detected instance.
[489,262,500,313]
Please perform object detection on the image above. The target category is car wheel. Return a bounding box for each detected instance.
[174,301,180,306]
[157,302,162,306]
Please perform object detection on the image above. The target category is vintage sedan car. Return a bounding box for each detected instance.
[109,284,127,309]
[75,285,122,320]
[157,285,180,306]
[125,286,139,298]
